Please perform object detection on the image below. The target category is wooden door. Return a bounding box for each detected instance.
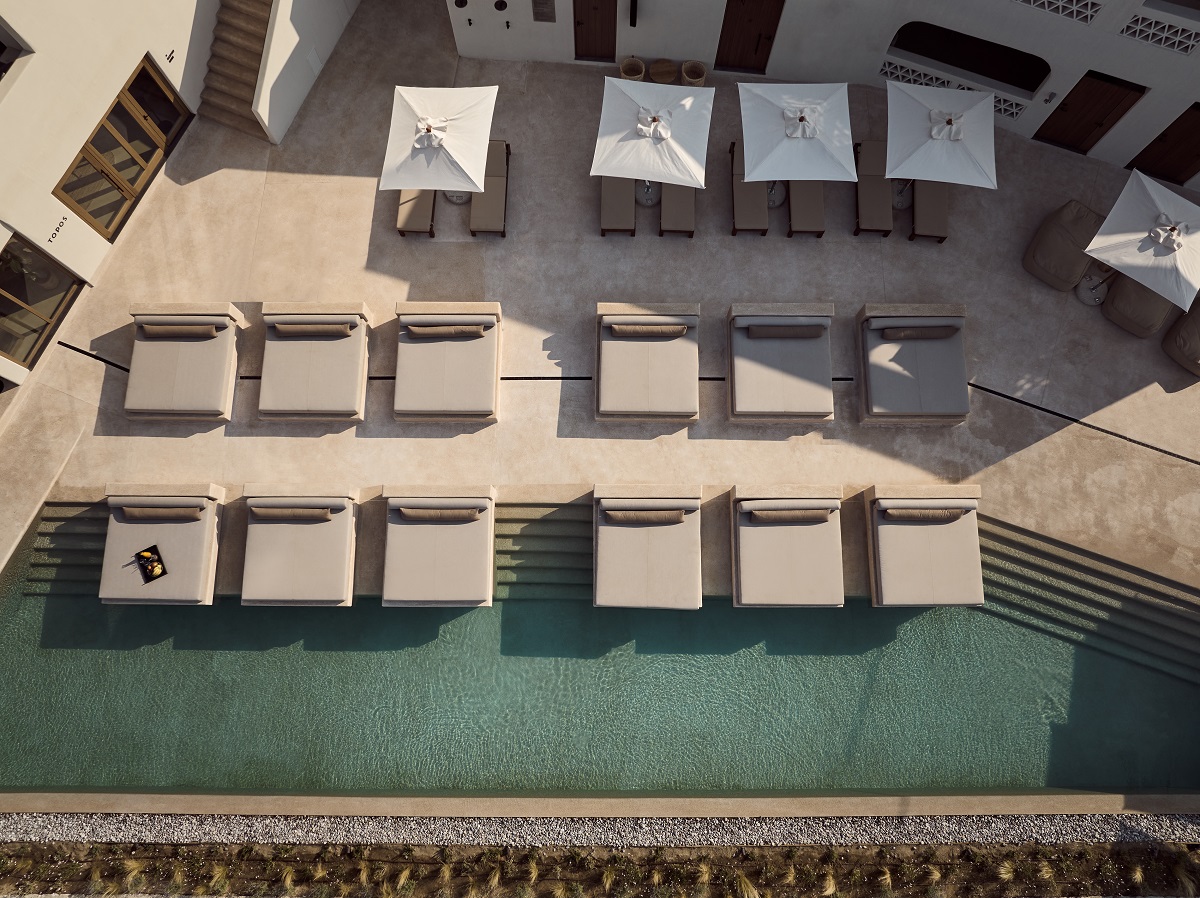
[1034,71,1145,155]
[1129,103,1200,185]
[714,0,786,73]
[573,0,617,62]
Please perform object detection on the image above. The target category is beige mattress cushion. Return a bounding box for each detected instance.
[125,323,236,416]
[601,177,635,230]
[241,500,355,603]
[733,177,769,229]
[788,180,824,231]
[599,323,699,416]
[873,501,984,606]
[383,499,494,605]
[660,184,695,231]
[736,501,843,606]
[397,189,434,231]
[259,322,367,415]
[99,500,217,603]
[1105,275,1177,334]
[594,501,702,609]
[395,321,499,416]
[470,175,507,232]
[864,320,969,416]
[913,180,950,238]
[732,319,833,416]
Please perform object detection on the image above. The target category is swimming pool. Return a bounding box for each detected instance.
[2,521,1198,796]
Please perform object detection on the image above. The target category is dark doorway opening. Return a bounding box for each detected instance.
[1034,71,1146,155]
[573,0,617,62]
[1129,103,1200,185]
[889,22,1050,96]
[714,0,786,74]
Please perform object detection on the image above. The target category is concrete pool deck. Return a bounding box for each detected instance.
[0,0,1199,816]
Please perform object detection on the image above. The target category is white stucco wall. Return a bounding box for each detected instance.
[445,0,1200,189]
[253,0,362,144]
[0,0,220,284]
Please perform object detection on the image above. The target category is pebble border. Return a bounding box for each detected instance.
[2,814,1199,846]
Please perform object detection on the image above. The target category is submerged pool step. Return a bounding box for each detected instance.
[493,503,593,601]
[979,514,1200,684]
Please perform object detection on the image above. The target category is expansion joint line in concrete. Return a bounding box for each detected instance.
[56,341,129,373]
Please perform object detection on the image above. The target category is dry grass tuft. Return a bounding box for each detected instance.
[1176,862,1197,897]
[527,862,539,885]
[440,863,455,884]
[820,870,837,898]
[312,862,329,882]
[1131,864,1145,886]
[877,867,893,894]
[696,862,711,887]
[996,860,1015,883]
[1037,861,1055,883]
[733,869,759,898]
[489,865,503,890]
[602,868,617,894]
[650,868,664,888]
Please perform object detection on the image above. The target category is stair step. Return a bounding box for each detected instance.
[32,535,103,552]
[37,518,108,536]
[496,504,593,522]
[495,552,591,573]
[23,581,102,598]
[202,85,256,116]
[495,536,593,556]
[213,22,267,55]
[207,53,260,89]
[223,0,274,20]
[217,5,269,39]
[29,552,104,567]
[209,37,263,70]
[204,70,256,104]
[983,594,1200,687]
[495,521,591,539]
[39,506,108,522]
[495,566,593,585]
[199,104,269,140]
[24,566,104,583]
[495,583,593,601]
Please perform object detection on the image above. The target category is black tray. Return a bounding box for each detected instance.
[135,545,168,583]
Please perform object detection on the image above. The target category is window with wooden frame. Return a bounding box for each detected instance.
[53,57,190,240]
[0,234,84,368]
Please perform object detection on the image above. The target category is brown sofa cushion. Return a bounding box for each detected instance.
[406,324,485,339]
[750,508,830,523]
[398,507,481,522]
[606,509,685,525]
[883,507,965,522]
[272,322,352,338]
[141,324,218,340]
[609,324,688,338]
[747,325,825,340]
[250,506,332,522]
[120,506,203,521]
[880,326,960,340]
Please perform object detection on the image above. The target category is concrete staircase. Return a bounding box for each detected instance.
[21,503,105,598]
[199,0,273,141]
[494,503,594,601]
[979,514,1200,686]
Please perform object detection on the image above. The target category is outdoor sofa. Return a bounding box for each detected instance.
[600,176,635,236]
[596,303,699,421]
[593,484,702,609]
[910,180,949,244]
[660,182,696,237]
[787,180,825,238]
[469,139,509,237]
[98,483,225,605]
[1101,274,1179,338]
[731,485,844,607]
[853,140,893,237]
[394,301,502,421]
[730,141,768,236]
[397,189,435,237]
[381,486,496,607]
[258,303,370,421]
[856,303,970,423]
[864,484,985,607]
[728,303,835,420]
[1022,200,1104,291]
[241,487,357,606]
[1162,306,1200,376]
[123,303,245,421]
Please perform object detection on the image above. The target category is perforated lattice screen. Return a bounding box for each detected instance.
[879,61,1028,119]
[1121,14,1200,53]
[1011,0,1102,23]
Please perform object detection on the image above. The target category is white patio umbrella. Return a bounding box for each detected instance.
[1085,170,1200,311]
[736,82,857,182]
[884,81,997,189]
[379,85,498,192]
[590,76,715,189]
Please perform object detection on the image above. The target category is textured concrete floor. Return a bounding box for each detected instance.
[2,0,1200,596]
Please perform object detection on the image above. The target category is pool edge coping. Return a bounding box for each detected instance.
[2,792,1198,816]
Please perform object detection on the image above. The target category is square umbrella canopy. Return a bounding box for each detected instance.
[1086,170,1200,311]
[379,85,498,192]
[885,82,997,189]
[590,77,716,189]
[737,82,857,182]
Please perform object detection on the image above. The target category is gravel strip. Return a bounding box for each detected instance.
[1,813,1199,845]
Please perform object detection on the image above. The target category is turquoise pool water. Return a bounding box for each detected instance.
[1,543,1198,795]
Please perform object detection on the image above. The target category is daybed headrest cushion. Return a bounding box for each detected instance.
[609,324,688,338]
[272,322,351,338]
[405,324,485,339]
[747,324,825,340]
[880,326,960,340]
[605,509,685,525]
[141,324,218,340]
[750,508,830,523]
[882,507,966,522]
[398,506,481,522]
[119,505,203,521]
[250,506,333,522]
